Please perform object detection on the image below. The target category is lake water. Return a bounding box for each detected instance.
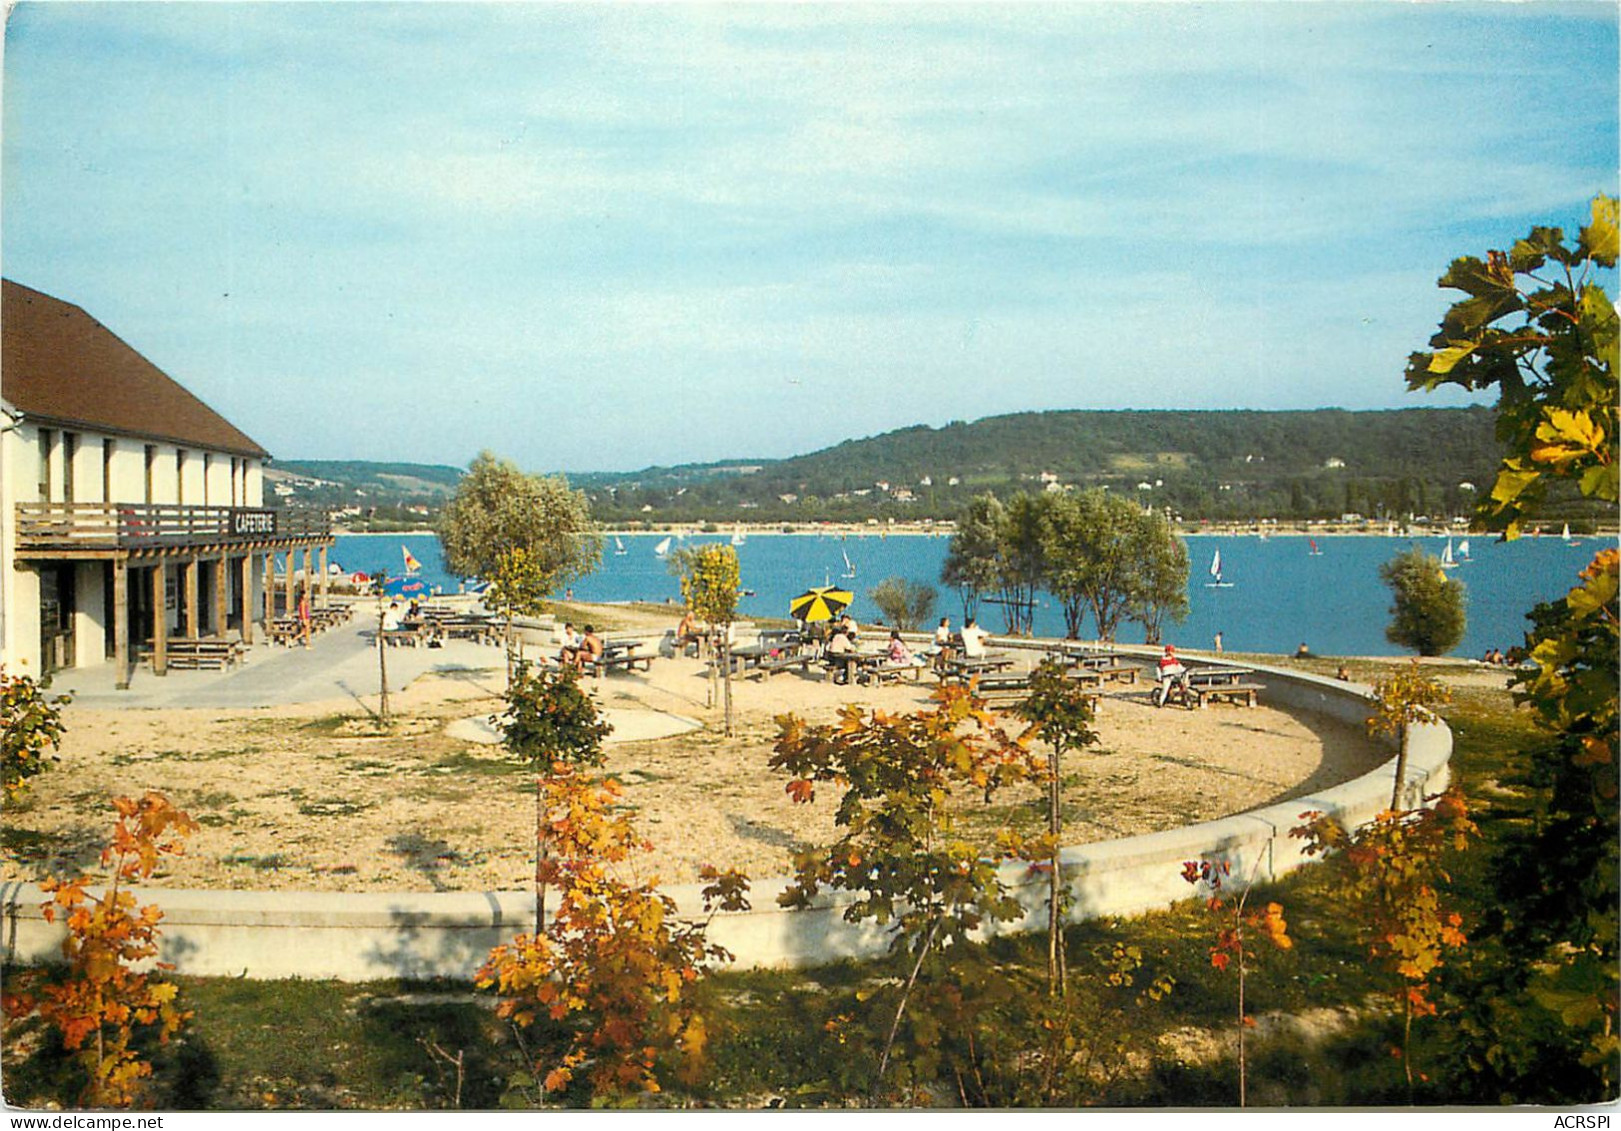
[332,531,1609,658]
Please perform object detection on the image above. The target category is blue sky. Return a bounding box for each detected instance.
[4,2,1616,473]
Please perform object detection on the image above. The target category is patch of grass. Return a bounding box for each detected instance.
[296,797,371,818]
[429,750,524,777]
[221,853,290,871]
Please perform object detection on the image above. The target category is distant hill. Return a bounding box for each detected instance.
[579,406,1511,524]
[272,407,1588,526]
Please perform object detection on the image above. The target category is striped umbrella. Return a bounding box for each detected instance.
[790,585,854,624]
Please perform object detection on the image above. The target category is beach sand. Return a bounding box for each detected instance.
[2,618,1400,895]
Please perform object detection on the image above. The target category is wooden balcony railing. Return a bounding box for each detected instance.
[14,502,331,551]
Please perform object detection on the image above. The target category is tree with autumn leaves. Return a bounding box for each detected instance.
[477,661,750,1104]
[1407,194,1617,1099]
[2,793,197,1108]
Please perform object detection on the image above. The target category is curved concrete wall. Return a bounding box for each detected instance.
[1,654,1450,981]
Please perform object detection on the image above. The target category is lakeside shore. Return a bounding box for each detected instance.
[333,520,1619,539]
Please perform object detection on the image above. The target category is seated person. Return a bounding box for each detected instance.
[959,618,989,658]
[574,625,604,671]
[381,602,404,632]
[676,609,701,654]
[887,630,915,665]
[557,622,582,665]
[838,614,860,643]
[1154,644,1188,705]
[1295,642,1312,659]
[825,627,856,683]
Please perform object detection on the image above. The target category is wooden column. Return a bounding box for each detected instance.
[318,545,330,605]
[213,556,228,637]
[184,557,200,639]
[283,551,295,620]
[262,551,274,638]
[239,555,254,645]
[113,558,130,690]
[151,562,168,677]
[303,547,314,603]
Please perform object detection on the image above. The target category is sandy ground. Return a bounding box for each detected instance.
[2,605,1406,895]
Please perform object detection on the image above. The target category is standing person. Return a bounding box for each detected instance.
[960,617,989,658]
[1213,631,1224,656]
[298,585,312,648]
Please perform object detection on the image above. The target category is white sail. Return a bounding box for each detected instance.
[614,536,627,556]
[654,537,672,558]
[1204,549,1232,588]
[841,549,856,579]
[1563,523,1578,543]
[1457,539,1470,560]
[731,525,746,547]
[1441,539,1455,567]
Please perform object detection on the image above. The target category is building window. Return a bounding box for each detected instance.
[176,449,186,504]
[61,432,77,503]
[103,439,116,502]
[203,453,212,506]
[38,428,54,500]
[145,445,157,504]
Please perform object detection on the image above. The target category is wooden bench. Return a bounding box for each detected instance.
[1087,664,1139,685]
[1189,681,1264,708]
[859,660,928,686]
[156,637,245,671]
[583,646,653,676]
[750,652,818,679]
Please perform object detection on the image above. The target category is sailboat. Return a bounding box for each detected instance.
[614,536,627,556]
[1307,539,1323,556]
[1456,539,1471,562]
[841,548,857,580]
[653,536,672,559]
[1440,539,1459,569]
[1563,523,1580,545]
[1204,549,1233,588]
[731,525,746,547]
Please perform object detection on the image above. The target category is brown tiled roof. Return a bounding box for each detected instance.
[2,279,270,459]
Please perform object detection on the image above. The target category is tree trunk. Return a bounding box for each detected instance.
[722,635,735,737]
[377,604,391,724]
[1048,744,1065,995]
[1390,724,1410,811]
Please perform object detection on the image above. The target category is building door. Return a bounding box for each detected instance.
[38,565,75,675]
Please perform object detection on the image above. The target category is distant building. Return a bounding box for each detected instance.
[2,279,332,686]
[1325,458,1347,469]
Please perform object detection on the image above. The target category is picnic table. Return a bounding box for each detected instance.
[581,639,654,676]
[440,615,499,644]
[140,635,247,671]
[1167,666,1264,708]
[936,653,1017,684]
[824,649,887,685]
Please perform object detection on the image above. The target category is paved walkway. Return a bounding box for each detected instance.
[45,622,509,711]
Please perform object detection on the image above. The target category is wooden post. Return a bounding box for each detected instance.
[151,561,168,677]
[184,557,200,639]
[283,550,295,620]
[262,551,274,638]
[113,558,130,690]
[318,545,329,605]
[239,555,254,644]
[213,555,228,637]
